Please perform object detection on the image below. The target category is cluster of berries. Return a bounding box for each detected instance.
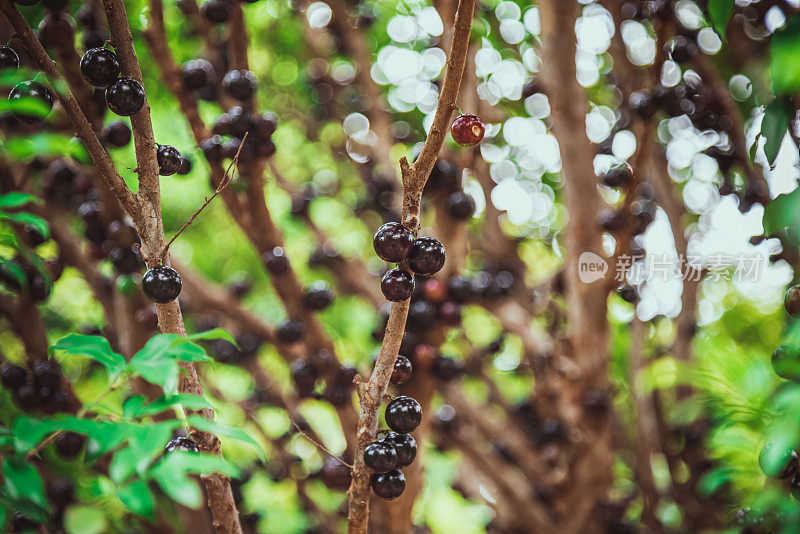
[364,395,422,500]
[373,222,446,302]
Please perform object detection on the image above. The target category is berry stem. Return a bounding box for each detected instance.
[345,0,477,529]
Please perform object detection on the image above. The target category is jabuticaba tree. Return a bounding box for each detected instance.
[0,0,799,532]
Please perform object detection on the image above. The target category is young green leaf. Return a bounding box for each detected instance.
[763,188,800,237]
[2,455,47,509]
[761,98,793,167]
[707,0,733,38]
[117,479,155,519]
[52,335,128,382]
[771,17,800,95]
[0,192,41,210]
[0,212,49,240]
[187,328,237,346]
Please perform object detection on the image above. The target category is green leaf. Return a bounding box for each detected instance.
[64,505,107,534]
[131,394,211,418]
[0,212,49,240]
[0,192,41,210]
[1,133,89,163]
[149,451,241,507]
[12,416,56,454]
[761,98,793,167]
[763,187,800,236]
[186,415,266,460]
[2,455,47,509]
[707,0,733,38]
[110,420,180,482]
[0,259,27,289]
[52,335,127,382]
[130,335,210,394]
[118,479,155,519]
[187,328,237,346]
[771,16,800,95]
[122,396,147,419]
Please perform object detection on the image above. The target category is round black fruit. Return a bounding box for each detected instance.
[0,46,20,70]
[38,12,74,49]
[303,281,335,310]
[371,469,405,500]
[177,155,192,175]
[407,237,445,276]
[55,432,86,458]
[32,360,61,388]
[381,268,414,302]
[786,285,800,318]
[181,59,214,90]
[277,318,305,344]
[0,362,27,389]
[102,121,131,147]
[105,77,145,116]
[222,69,258,100]
[364,441,398,474]
[9,81,55,124]
[164,436,199,454]
[263,246,289,274]
[157,144,182,176]
[201,0,233,23]
[773,344,800,381]
[142,265,182,303]
[200,135,225,163]
[385,395,422,434]
[80,48,120,87]
[600,163,633,188]
[381,431,416,468]
[390,355,412,385]
[373,222,413,262]
[446,191,475,220]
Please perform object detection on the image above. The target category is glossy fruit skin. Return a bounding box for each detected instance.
[264,246,289,274]
[277,318,305,343]
[9,81,55,124]
[385,395,422,433]
[381,431,416,468]
[407,237,445,276]
[364,441,398,474]
[772,344,800,381]
[80,48,120,87]
[320,457,351,490]
[0,46,20,70]
[381,268,414,302]
[1,362,27,389]
[787,285,800,318]
[105,77,145,116]
[390,355,412,385]
[103,121,131,147]
[303,281,335,310]
[55,432,86,458]
[451,113,485,147]
[222,69,258,100]
[142,265,182,303]
[177,155,192,175]
[200,135,225,162]
[201,0,233,23]
[164,436,199,454]
[601,163,633,188]
[181,59,214,90]
[446,191,475,220]
[373,222,413,262]
[157,144,182,176]
[371,469,405,500]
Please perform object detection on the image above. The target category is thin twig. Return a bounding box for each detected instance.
[290,418,354,469]
[158,132,248,260]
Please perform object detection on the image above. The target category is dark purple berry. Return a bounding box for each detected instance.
[80,48,120,87]
[38,12,75,49]
[0,362,27,389]
[102,121,132,147]
[157,144,182,176]
[390,355,412,385]
[371,469,405,500]
[264,246,289,274]
[364,441,398,474]
[277,318,305,344]
[446,191,475,220]
[373,222,413,262]
[181,59,214,91]
[164,436,199,454]
[105,77,145,116]
[407,237,445,276]
[600,163,633,188]
[385,395,422,434]
[786,285,800,318]
[201,0,233,23]
[200,135,225,163]
[0,46,20,70]
[303,281,335,310]
[142,265,182,303]
[222,69,258,100]
[381,268,414,302]
[381,431,416,468]
[9,81,55,124]
[55,432,85,458]
[32,360,61,388]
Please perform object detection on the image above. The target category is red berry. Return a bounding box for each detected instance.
[451,113,485,147]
